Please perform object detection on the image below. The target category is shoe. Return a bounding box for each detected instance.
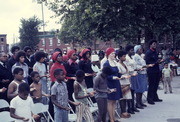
[164,92,167,94]
[148,101,155,105]
[127,109,135,114]
[154,99,163,102]
[141,103,147,107]
[136,104,144,109]
[132,107,140,112]
[170,91,173,94]
[120,112,131,118]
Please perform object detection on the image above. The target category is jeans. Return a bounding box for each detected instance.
[54,106,68,122]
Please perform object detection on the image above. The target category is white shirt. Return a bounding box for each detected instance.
[100,57,107,69]
[33,62,46,76]
[124,55,137,75]
[133,53,147,74]
[162,68,172,78]
[10,96,34,122]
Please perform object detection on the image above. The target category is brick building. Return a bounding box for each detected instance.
[0,34,9,53]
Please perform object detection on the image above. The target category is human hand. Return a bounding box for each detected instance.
[148,64,155,67]
[108,88,116,93]
[0,87,7,93]
[65,107,71,111]
[33,114,40,120]
[73,102,81,106]
[2,79,10,83]
[22,118,29,121]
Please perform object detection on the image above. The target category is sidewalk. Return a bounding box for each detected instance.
[120,76,180,122]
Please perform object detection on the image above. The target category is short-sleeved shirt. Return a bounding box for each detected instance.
[10,96,34,122]
[51,81,68,108]
[162,68,172,78]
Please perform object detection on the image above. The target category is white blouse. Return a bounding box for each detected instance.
[124,55,137,75]
[133,53,147,74]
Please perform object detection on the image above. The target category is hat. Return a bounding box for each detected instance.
[52,52,61,61]
[106,48,115,57]
[134,45,142,53]
[80,49,90,57]
[67,49,76,58]
[91,55,99,62]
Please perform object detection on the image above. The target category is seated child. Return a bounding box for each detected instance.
[30,71,50,103]
[7,67,25,99]
[10,83,39,122]
[162,63,173,94]
[51,69,80,122]
[74,70,95,122]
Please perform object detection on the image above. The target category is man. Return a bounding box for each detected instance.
[0,52,13,102]
[145,40,163,105]
[8,46,20,69]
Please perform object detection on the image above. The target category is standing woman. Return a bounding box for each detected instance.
[133,45,154,108]
[78,49,95,88]
[117,51,132,118]
[12,50,29,83]
[103,48,122,122]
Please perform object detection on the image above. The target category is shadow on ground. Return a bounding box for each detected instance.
[167,118,180,122]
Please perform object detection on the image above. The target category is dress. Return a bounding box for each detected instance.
[133,54,148,93]
[103,60,122,100]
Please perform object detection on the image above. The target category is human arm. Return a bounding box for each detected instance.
[74,83,89,99]
[93,77,108,93]
[10,108,29,121]
[7,83,18,99]
[69,100,81,106]
[51,95,70,110]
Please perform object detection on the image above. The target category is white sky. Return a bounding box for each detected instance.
[0,0,59,44]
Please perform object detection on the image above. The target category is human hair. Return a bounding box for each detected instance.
[15,50,26,61]
[54,48,62,54]
[125,45,134,52]
[98,50,105,56]
[53,69,64,77]
[18,83,30,93]
[34,51,46,62]
[118,50,127,59]
[76,70,85,78]
[82,51,91,59]
[102,66,112,75]
[11,46,20,53]
[13,67,23,75]
[23,46,32,52]
[149,39,157,47]
[30,71,39,78]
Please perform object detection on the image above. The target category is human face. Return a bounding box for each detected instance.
[19,91,29,100]
[57,54,63,62]
[32,74,40,83]
[14,49,19,55]
[39,57,45,63]
[129,49,134,56]
[120,55,126,61]
[15,71,24,81]
[0,53,8,62]
[71,53,77,60]
[86,52,91,59]
[26,49,32,57]
[164,64,168,69]
[150,42,157,49]
[108,52,115,60]
[55,71,65,82]
[19,56,25,63]
[137,48,143,54]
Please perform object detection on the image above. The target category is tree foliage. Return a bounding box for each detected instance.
[19,16,41,49]
[38,0,180,47]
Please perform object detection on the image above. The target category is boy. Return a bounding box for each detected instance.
[162,63,173,94]
[30,71,50,103]
[93,66,116,122]
[51,69,80,122]
[10,83,39,122]
[7,67,25,99]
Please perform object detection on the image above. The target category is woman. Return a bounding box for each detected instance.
[12,50,29,83]
[133,45,154,108]
[103,48,122,122]
[117,50,132,118]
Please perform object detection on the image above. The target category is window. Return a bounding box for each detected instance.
[42,39,45,46]
[1,38,4,42]
[57,39,61,44]
[49,38,53,46]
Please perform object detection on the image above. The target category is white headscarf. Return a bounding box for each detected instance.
[134,45,142,53]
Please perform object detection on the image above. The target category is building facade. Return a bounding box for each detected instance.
[0,34,9,53]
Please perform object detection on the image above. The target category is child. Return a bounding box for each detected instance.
[7,67,25,99]
[162,63,173,94]
[30,71,50,103]
[93,66,116,122]
[10,83,39,122]
[51,69,80,122]
[33,51,48,104]
[74,70,95,122]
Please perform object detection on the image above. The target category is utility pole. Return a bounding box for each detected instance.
[41,2,46,51]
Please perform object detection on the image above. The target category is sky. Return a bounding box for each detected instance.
[0,0,59,44]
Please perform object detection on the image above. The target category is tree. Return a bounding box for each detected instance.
[19,16,41,49]
[37,0,180,48]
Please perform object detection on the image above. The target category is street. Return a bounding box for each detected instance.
[121,76,180,122]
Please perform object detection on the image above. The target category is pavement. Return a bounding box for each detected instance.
[119,76,180,122]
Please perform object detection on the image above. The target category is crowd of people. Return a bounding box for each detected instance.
[0,39,179,122]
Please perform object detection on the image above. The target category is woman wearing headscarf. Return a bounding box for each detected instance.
[78,48,95,88]
[103,48,122,122]
[133,45,154,108]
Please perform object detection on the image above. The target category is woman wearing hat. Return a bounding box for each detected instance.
[133,45,154,108]
[103,48,122,122]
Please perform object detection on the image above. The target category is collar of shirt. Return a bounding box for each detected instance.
[150,48,155,52]
[68,59,77,65]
